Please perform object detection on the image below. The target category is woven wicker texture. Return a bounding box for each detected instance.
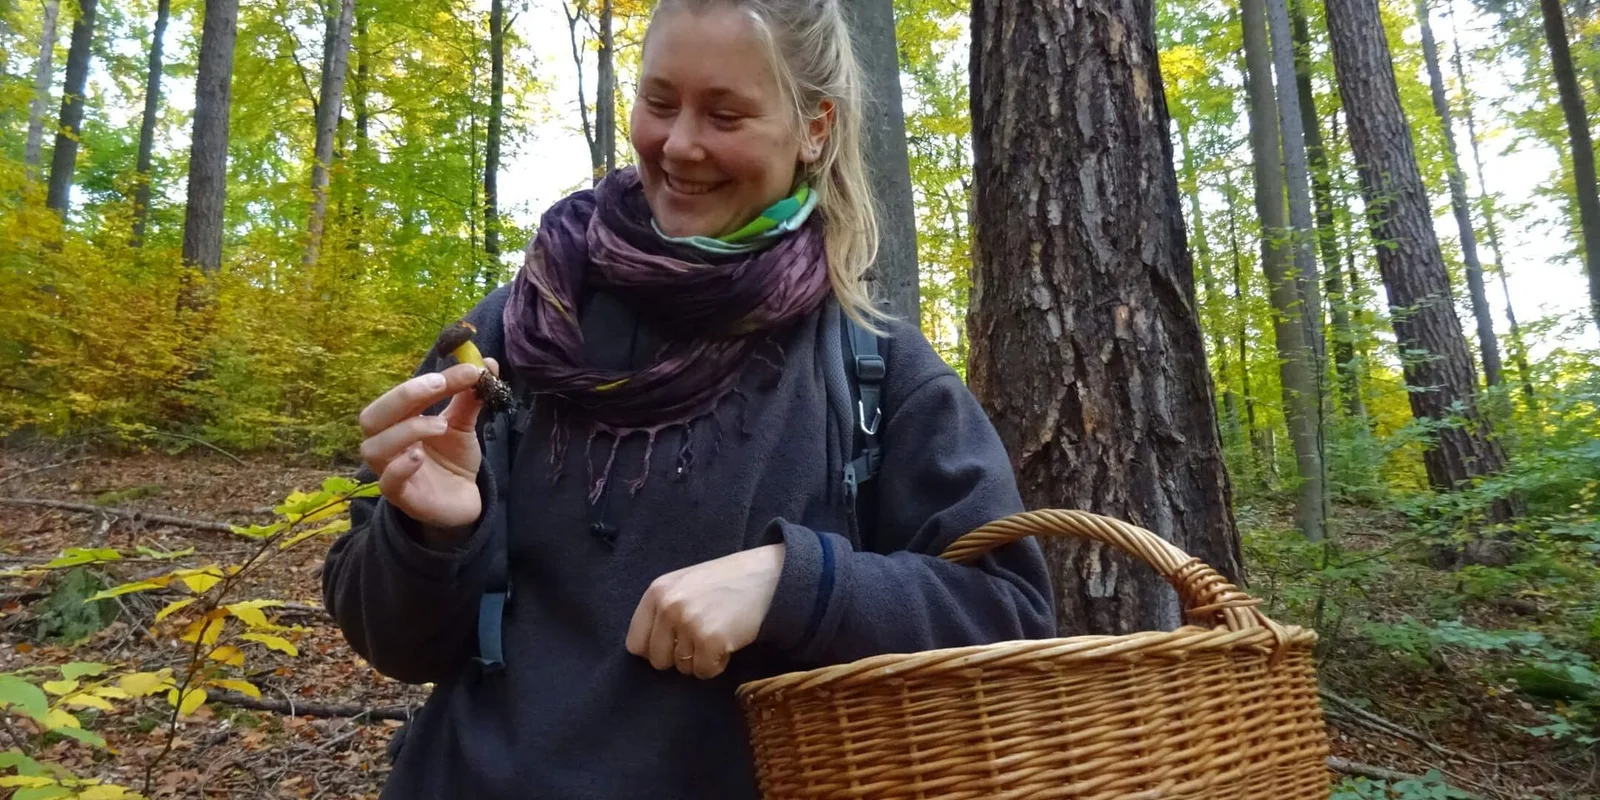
[739,510,1331,800]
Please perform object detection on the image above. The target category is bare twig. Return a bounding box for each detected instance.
[143,430,247,467]
[0,456,93,487]
[210,690,412,721]
[0,497,240,535]
[1321,690,1492,765]
[1326,756,1483,796]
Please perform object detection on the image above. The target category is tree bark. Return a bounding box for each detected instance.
[303,0,355,268]
[1244,0,1327,540]
[485,0,505,260]
[1292,0,1363,418]
[1536,0,1600,331]
[1267,0,1326,366]
[598,0,615,176]
[1417,0,1501,388]
[44,0,98,218]
[132,0,172,246]
[24,0,60,173]
[844,0,921,326]
[1228,182,1276,481]
[968,0,1241,635]
[181,0,241,279]
[1450,1,1537,408]
[1323,0,1512,517]
[350,1,369,252]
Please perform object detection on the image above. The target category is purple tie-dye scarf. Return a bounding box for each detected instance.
[502,167,830,496]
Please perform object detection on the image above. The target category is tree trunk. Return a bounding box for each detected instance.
[1181,123,1242,444]
[181,0,241,279]
[1537,0,1600,331]
[1417,0,1501,388]
[132,0,172,246]
[1228,182,1276,480]
[1267,0,1326,366]
[565,0,601,185]
[598,0,615,176]
[24,0,60,173]
[1244,0,1327,540]
[485,0,505,261]
[1450,1,1537,408]
[844,0,921,326]
[1323,0,1513,518]
[350,1,369,252]
[1292,0,1363,418]
[968,0,1241,636]
[303,0,355,268]
[44,0,98,218]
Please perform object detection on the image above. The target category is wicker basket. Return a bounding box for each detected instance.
[738,509,1330,800]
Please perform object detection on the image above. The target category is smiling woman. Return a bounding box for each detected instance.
[320,0,1056,796]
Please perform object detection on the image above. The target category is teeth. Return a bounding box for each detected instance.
[667,175,717,195]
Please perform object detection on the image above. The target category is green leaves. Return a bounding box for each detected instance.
[0,674,49,719]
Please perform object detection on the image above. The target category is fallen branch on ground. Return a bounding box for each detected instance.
[0,457,94,488]
[1321,690,1490,765]
[208,690,413,721]
[0,497,239,535]
[1325,757,1484,797]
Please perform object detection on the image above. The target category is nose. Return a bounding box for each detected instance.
[662,112,705,163]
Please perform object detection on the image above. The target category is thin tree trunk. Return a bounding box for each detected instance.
[1181,124,1242,444]
[1323,0,1513,521]
[1537,0,1600,331]
[24,0,60,173]
[1293,0,1363,418]
[564,0,599,185]
[598,0,615,176]
[303,0,355,268]
[485,0,505,261]
[132,0,172,246]
[844,0,921,325]
[44,0,98,218]
[1450,2,1537,408]
[1244,0,1327,540]
[969,0,1242,635]
[1417,0,1502,387]
[1228,183,1274,480]
[1268,0,1326,366]
[349,1,368,252]
[180,0,241,281]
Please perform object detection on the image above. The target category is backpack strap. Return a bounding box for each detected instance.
[841,312,885,537]
[474,371,530,673]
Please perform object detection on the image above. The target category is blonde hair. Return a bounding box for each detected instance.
[646,0,887,329]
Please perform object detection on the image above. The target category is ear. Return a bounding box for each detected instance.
[799,100,835,165]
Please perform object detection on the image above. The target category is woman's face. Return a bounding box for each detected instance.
[631,6,828,239]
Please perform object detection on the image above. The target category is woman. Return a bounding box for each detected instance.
[323,0,1054,795]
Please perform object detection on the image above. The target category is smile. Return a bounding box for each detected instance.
[665,174,724,196]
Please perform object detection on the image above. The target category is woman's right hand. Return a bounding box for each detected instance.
[358,358,500,534]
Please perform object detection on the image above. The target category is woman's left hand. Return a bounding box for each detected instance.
[625,544,785,679]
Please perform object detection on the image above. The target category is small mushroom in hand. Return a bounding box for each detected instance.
[433,321,515,412]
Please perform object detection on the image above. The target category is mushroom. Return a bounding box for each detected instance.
[432,320,515,412]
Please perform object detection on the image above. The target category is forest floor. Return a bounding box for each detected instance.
[0,442,1596,799]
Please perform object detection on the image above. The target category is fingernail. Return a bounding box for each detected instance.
[423,373,445,391]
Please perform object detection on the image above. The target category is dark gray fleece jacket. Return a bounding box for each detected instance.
[322,284,1054,799]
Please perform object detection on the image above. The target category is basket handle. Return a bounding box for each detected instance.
[940,509,1280,635]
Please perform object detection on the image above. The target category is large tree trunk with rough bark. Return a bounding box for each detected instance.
[1536,0,1600,331]
[968,0,1241,636]
[1417,0,1501,388]
[24,0,60,173]
[45,0,98,218]
[844,0,920,325]
[1244,0,1327,540]
[1323,0,1512,519]
[303,0,355,268]
[181,0,241,279]
[132,0,172,246]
